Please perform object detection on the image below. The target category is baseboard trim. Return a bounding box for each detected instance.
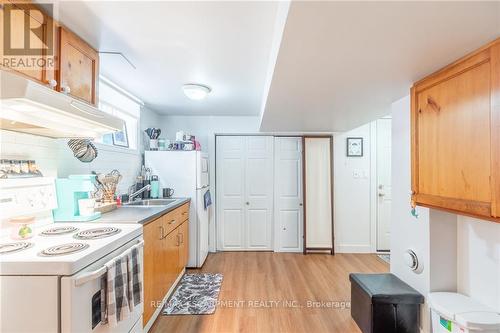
[144,268,185,333]
[335,244,373,253]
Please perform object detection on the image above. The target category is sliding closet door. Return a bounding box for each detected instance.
[304,137,333,254]
[216,136,274,251]
[245,136,274,250]
[274,137,303,252]
[217,136,246,250]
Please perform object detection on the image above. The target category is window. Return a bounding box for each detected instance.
[96,77,142,150]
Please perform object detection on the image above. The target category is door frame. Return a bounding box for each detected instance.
[302,135,335,255]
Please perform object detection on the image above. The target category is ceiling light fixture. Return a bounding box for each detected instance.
[182,84,211,100]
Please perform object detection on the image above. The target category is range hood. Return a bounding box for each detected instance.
[0,70,124,138]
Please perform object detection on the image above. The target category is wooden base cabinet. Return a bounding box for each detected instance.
[411,38,500,222]
[178,220,189,270]
[143,203,190,327]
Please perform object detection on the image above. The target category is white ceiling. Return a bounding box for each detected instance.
[51,1,280,116]
[260,1,500,132]
[46,1,500,131]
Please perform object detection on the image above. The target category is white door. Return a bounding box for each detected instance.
[376,118,392,251]
[217,136,245,250]
[216,136,274,251]
[274,137,303,252]
[245,136,274,249]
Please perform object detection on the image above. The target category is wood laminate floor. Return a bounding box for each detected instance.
[150,252,389,333]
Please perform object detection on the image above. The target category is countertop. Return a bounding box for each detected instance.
[94,198,190,226]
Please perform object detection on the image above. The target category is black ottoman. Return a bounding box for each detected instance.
[349,273,424,333]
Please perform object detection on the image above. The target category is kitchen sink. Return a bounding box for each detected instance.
[123,199,178,207]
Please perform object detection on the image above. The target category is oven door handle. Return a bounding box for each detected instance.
[74,240,144,287]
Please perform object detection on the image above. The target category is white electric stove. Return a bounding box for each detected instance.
[0,177,144,333]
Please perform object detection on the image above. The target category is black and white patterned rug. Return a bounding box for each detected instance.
[163,273,223,315]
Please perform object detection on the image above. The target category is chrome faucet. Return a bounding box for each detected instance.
[128,184,151,202]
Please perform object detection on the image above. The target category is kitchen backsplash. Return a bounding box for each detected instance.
[0,130,141,194]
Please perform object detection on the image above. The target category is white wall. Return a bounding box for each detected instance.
[457,216,500,311]
[391,94,431,293]
[157,115,261,251]
[158,115,261,152]
[0,106,160,194]
[333,123,374,253]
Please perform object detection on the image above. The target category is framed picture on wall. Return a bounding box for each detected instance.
[346,137,363,157]
[112,123,129,148]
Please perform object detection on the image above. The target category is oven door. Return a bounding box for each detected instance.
[60,237,144,333]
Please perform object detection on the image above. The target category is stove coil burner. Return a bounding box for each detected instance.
[74,227,121,240]
[40,226,79,236]
[39,243,89,257]
[0,242,33,255]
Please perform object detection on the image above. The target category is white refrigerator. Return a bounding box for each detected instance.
[145,151,210,267]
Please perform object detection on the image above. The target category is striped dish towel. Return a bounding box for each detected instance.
[128,245,143,308]
[100,242,143,327]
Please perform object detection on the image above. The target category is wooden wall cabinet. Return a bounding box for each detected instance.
[58,26,99,105]
[0,2,99,105]
[143,202,190,327]
[0,2,57,88]
[411,38,500,222]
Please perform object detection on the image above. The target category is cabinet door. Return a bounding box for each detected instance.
[178,221,189,269]
[143,217,164,326]
[413,59,492,217]
[0,3,55,86]
[164,229,180,290]
[58,26,99,105]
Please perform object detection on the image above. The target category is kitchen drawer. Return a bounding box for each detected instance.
[176,203,190,222]
[163,210,180,235]
[162,203,190,235]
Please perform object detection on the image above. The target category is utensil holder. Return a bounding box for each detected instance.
[149,139,159,151]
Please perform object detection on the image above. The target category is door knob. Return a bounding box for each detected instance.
[299,203,303,206]
[61,86,71,94]
[378,192,386,197]
[245,202,250,205]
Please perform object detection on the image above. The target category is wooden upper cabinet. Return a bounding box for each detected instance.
[58,26,99,105]
[0,2,57,87]
[411,38,500,222]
